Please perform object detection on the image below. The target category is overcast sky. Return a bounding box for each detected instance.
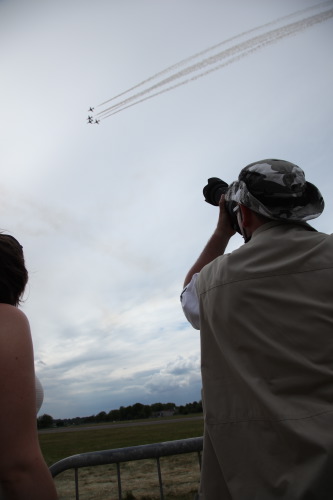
[1,0,332,419]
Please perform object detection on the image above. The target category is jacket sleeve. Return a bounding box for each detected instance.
[180,273,200,330]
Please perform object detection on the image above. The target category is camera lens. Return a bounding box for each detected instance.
[203,177,241,234]
[203,178,229,206]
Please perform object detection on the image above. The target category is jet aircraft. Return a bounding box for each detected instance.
[88,107,94,112]
[95,119,100,124]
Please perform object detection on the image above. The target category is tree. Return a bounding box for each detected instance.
[37,413,54,429]
[96,411,107,422]
[108,409,120,421]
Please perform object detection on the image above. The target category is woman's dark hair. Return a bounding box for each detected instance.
[0,234,28,306]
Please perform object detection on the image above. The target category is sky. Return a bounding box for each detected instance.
[1,0,333,419]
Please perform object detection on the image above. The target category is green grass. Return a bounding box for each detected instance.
[39,416,204,467]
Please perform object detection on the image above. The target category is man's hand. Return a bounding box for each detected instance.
[183,195,236,287]
[215,194,236,238]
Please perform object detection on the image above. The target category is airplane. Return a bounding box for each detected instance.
[87,116,93,124]
[95,119,100,124]
[88,107,94,112]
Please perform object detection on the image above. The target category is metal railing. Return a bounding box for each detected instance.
[50,436,203,500]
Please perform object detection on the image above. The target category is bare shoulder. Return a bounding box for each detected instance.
[0,303,29,321]
[0,304,31,340]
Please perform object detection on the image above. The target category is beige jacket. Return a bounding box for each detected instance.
[196,221,333,499]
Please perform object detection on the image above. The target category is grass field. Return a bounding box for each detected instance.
[39,415,204,500]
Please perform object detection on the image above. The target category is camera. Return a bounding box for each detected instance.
[203,177,241,234]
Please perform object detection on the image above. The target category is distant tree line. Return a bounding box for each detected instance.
[37,400,203,429]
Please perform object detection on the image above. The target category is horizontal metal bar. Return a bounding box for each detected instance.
[50,436,203,477]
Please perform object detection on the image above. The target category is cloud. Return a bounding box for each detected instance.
[33,283,201,417]
[38,349,202,418]
[145,356,201,392]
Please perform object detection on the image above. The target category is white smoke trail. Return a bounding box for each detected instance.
[96,2,330,109]
[95,4,333,119]
[96,0,333,112]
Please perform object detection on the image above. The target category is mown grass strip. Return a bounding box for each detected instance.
[39,416,204,466]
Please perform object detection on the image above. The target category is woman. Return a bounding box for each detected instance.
[0,234,57,499]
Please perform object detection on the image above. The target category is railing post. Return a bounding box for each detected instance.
[156,456,164,500]
[75,468,79,500]
[116,462,122,499]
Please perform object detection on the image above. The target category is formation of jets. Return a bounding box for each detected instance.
[87,108,100,124]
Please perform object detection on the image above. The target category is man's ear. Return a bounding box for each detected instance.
[239,204,252,228]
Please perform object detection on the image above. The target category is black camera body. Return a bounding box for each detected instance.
[203,177,241,234]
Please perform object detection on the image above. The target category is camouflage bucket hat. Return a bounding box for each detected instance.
[225,159,324,221]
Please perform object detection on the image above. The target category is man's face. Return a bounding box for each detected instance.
[236,205,250,242]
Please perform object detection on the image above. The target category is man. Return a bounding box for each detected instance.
[181,159,333,499]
